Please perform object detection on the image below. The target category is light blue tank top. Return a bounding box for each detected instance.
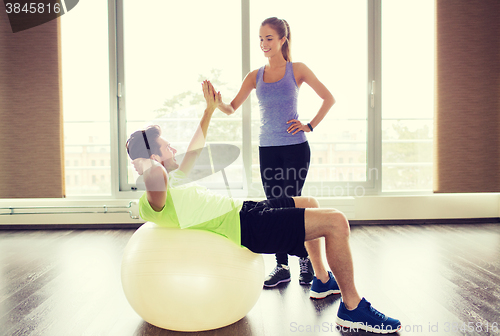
[256,62,307,147]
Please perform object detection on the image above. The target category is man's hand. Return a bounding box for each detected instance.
[202,80,220,112]
[131,158,152,175]
[178,80,218,176]
[132,157,165,176]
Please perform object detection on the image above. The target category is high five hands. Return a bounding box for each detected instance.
[202,80,309,134]
[202,80,221,111]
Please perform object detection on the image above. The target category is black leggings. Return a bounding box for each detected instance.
[259,141,311,263]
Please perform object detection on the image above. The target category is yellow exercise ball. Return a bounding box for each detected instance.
[121,222,265,331]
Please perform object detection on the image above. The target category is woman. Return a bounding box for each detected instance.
[216,17,335,287]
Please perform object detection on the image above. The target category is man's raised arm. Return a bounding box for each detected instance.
[178,80,220,176]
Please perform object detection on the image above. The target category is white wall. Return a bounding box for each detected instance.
[350,193,499,220]
[0,199,140,225]
[1,194,498,225]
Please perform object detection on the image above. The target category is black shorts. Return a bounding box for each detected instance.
[239,197,307,257]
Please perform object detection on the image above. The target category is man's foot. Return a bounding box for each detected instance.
[336,298,401,334]
[298,257,314,285]
[263,264,291,287]
[309,271,341,298]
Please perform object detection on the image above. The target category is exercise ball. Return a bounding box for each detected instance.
[121,222,265,331]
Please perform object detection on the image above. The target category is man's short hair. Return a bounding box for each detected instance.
[126,125,162,160]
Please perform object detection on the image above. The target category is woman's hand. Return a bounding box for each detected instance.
[203,81,233,115]
[216,91,224,110]
[287,119,311,135]
[217,97,236,116]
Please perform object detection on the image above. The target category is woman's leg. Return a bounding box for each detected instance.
[259,146,285,200]
[259,146,289,266]
[282,143,312,261]
[259,146,289,286]
[293,197,328,282]
[283,142,315,283]
[282,141,311,198]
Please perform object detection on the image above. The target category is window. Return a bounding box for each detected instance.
[249,0,371,197]
[62,0,111,196]
[117,0,242,193]
[381,0,434,192]
[112,0,376,197]
[62,0,434,197]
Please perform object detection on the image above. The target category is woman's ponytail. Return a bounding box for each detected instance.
[281,19,291,62]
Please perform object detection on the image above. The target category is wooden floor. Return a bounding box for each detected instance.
[1,223,499,336]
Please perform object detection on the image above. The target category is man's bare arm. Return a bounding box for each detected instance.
[133,158,168,211]
[179,80,220,176]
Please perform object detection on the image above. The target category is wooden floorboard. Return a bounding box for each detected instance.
[0,223,499,336]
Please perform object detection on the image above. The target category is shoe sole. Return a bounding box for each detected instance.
[335,317,401,334]
[263,278,291,288]
[309,289,341,299]
[299,276,314,285]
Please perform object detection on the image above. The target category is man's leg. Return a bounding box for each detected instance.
[293,196,361,309]
[293,196,401,334]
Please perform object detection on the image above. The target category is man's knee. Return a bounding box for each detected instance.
[328,210,350,238]
[308,196,320,208]
[294,196,319,209]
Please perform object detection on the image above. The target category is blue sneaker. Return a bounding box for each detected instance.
[309,271,341,299]
[336,297,401,334]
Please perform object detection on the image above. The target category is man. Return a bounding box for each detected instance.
[126,80,401,334]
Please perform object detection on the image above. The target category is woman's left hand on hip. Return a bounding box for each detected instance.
[287,119,310,135]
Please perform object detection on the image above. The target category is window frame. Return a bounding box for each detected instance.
[109,0,403,199]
